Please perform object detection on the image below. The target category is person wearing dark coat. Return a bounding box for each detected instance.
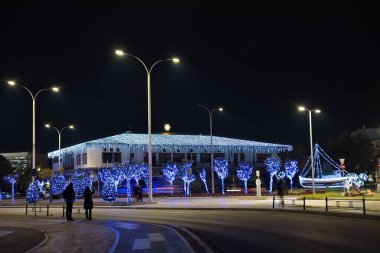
[84,186,94,220]
[62,182,76,221]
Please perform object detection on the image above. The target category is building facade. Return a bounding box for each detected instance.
[0,152,48,173]
[47,132,292,175]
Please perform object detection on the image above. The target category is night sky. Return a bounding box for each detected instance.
[0,1,379,154]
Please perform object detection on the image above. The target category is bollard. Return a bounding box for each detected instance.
[34,202,37,216]
[363,197,366,214]
[272,196,275,209]
[47,204,49,216]
[325,197,328,212]
[63,205,65,217]
[303,196,306,211]
[26,204,28,215]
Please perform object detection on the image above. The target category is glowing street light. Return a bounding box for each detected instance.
[197,104,224,194]
[115,49,179,202]
[45,123,74,202]
[298,105,321,194]
[7,80,59,182]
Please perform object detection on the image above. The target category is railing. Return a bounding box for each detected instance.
[272,196,367,214]
[25,203,68,217]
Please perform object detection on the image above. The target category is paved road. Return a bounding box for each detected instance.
[89,208,380,253]
[1,196,380,252]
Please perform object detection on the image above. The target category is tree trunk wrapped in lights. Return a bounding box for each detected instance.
[264,156,281,193]
[214,158,229,194]
[162,162,178,195]
[237,162,253,194]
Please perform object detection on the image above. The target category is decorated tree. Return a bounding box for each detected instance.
[214,158,229,194]
[102,178,118,202]
[51,174,66,195]
[237,162,253,194]
[98,168,116,202]
[73,169,92,198]
[162,162,178,195]
[4,176,17,205]
[119,163,139,203]
[284,160,298,190]
[198,168,209,194]
[139,163,149,188]
[26,181,40,203]
[178,162,196,196]
[264,156,281,193]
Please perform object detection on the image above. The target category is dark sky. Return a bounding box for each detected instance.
[0,1,379,154]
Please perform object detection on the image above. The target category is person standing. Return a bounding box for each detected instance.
[84,186,94,220]
[62,182,75,221]
[276,178,285,207]
[137,184,143,202]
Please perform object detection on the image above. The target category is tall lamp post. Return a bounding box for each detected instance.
[298,106,321,194]
[197,105,223,194]
[45,123,75,202]
[115,49,179,202]
[7,81,59,182]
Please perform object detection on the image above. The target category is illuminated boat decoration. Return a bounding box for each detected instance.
[299,175,348,188]
[298,144,349,189]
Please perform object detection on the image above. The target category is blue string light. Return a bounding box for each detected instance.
[51,174,66,195]
[26,181,40,203]
[284,160,298,190]
[48,133,293,159]
[214,158,229,194]
[264,156,281,193]
[73,169,92,198]
[237,162,253,194]
[162,162,178,195]
[178,162,196,196]
[199,168,209,194]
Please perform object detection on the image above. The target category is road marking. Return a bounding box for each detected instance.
[0,231,13,237]
[148,233,165,241]
[113,222,139,229]
[132,239,150,250]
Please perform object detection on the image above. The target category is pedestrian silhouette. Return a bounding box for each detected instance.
[62,182,75,221]
[276,178,285,207]
[84,186,94,220]
[134,184,143,202]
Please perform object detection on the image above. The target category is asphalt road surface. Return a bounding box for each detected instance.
[93,209,380,253]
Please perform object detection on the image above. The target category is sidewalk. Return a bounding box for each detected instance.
[1,195,379,252]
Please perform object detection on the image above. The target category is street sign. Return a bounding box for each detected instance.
[339,158,345,165]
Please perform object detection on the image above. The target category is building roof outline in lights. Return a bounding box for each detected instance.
[48,133,293,157]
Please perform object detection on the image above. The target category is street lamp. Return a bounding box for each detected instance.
[7,81,59,182]
[197,105,223,194]
[115,49,179,202]
[298,106,321,194]
[45,123,74,202]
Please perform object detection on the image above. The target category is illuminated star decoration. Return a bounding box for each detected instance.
[237,162,253,194]
[264,156,281,193]
[162,162,178,195]
[214,158,229,194]
[164,124,171,132]
[198,168,209,194]
[284,160,298,190]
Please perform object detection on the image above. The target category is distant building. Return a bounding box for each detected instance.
[350,127,380,156]
[47,132,292,177]
[0,152,48,172]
